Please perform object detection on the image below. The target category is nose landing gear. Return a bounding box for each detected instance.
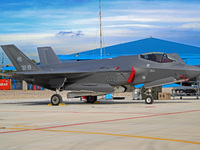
[144,88,155,104]
[145,95,154,104]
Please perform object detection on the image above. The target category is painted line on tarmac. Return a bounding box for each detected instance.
[25,109,200,130]
[2,127,200,145]
[1,109,200,135]
[0,110,160,115]
[31,129,200,145]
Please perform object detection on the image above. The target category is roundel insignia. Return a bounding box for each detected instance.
[17,56,22,62]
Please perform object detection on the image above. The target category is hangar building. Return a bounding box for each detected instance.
[58,37,200,65]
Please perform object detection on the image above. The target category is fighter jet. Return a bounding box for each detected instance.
[1,45,200,105]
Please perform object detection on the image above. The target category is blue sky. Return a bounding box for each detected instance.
[0,0,200,63]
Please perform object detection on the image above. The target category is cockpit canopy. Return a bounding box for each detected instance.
[140,52,175,63]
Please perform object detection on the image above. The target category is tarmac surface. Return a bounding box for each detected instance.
[0,94,200,150]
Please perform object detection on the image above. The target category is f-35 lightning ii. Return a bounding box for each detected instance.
[1,45,200,105]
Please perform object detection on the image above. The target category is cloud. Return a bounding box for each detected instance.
[56,31,73,36]
[1,0,200,63]
[72,16,158,25]
[74,31,85,37]
[56,31,84,37]
[104,24,162,28]
[72,15,200,28]
[181,23,200,29]
[0,33,54,42]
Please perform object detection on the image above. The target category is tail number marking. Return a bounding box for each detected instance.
[21,65,32,71]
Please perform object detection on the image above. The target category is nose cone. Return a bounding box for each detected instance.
[185,65,200,79]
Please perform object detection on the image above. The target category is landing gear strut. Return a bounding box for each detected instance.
[144,88,154,104]
[51,94,63,106]
[86,96,97,103]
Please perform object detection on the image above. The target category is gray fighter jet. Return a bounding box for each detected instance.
[1,45,200,105]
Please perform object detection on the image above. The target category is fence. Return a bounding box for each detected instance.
[10,79,43,90]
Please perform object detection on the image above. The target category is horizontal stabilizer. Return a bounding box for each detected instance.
[37,47,61,65]
[0,73,13,77]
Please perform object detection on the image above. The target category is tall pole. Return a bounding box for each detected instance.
[2,52,4,65]
[2,52,4,79]
[99,0,102,59]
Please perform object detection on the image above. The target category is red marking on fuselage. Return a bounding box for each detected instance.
[115,67,119,70]
[127,67,135,84]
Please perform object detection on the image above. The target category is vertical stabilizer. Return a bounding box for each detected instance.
[37,47,61,66]
[1,45,41,72]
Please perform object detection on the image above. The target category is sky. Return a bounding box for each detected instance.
[0,0,200,64]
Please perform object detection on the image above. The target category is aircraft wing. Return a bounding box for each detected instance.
[195,65,200,68]
[144,76,192,88]
[144,77,175,88]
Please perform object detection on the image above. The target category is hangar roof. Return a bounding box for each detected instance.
[58,37,200,60]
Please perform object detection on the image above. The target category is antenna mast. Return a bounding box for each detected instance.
[2,52,4,65]
[99,0,103,59]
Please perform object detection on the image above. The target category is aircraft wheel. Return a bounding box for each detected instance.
[86,96,97,103]
[51,94,63,105]
[145,95,154,104]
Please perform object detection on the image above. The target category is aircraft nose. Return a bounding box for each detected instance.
[185,65,200,79]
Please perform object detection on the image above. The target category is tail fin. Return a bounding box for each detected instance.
[0,44,41,72]
[37,47,61,65]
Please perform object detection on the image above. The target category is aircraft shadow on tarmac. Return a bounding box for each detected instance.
[1,99,193,106]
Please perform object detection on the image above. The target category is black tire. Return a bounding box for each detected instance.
[86,96,97,103]
[51,94,63,106]
[145,95,154,104]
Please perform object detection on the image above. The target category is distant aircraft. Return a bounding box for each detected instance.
[1,45,200,105]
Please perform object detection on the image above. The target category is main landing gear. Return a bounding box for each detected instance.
[51,94,63,106]
[86,96,97,103]
[50,92,98,105]
[50,88,64,106]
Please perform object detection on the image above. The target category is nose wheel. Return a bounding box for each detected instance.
[145,95,154,104]
[51,94,63,105]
